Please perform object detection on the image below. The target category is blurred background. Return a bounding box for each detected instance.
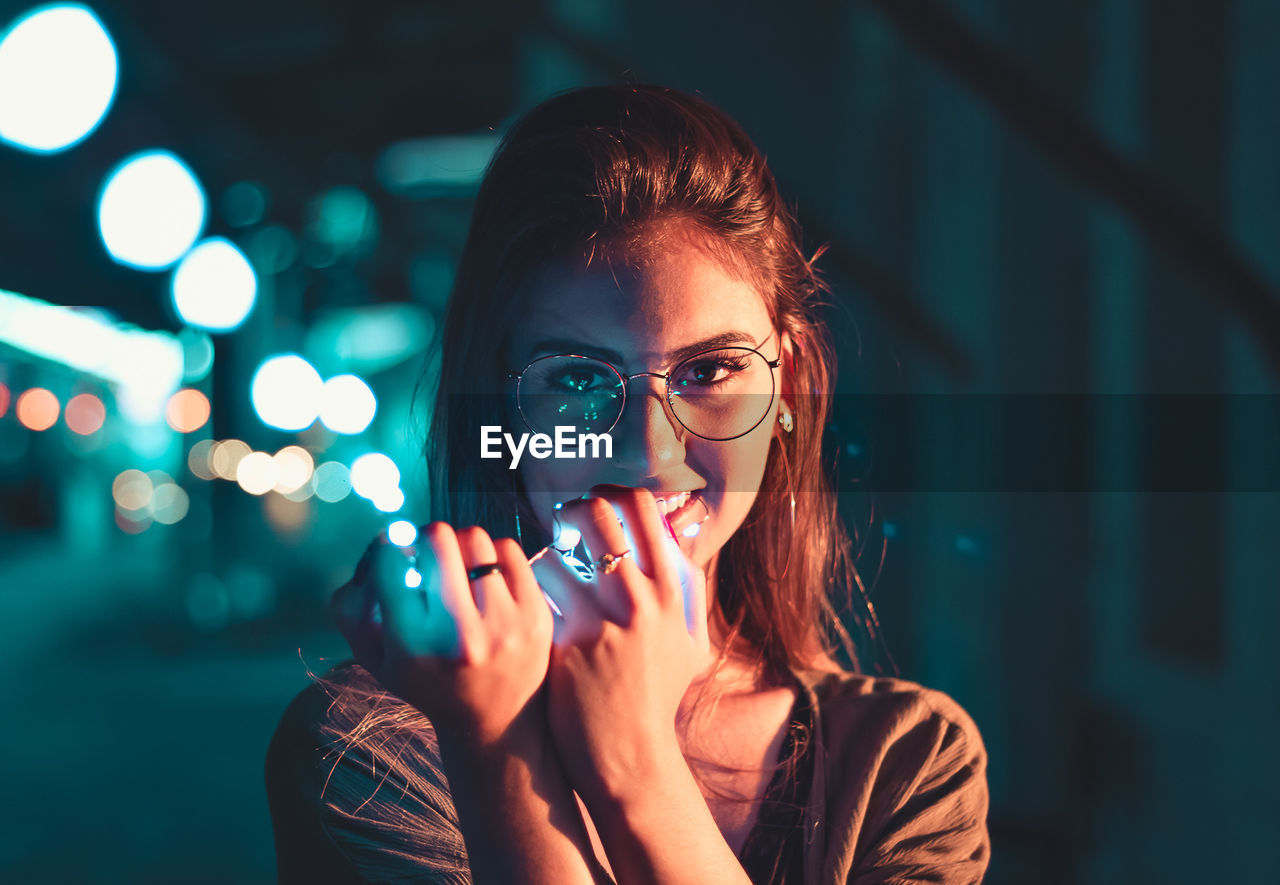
[1,0,1276,881]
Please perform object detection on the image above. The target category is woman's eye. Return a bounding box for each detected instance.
[551,370,607,392]
[676,356,749,387]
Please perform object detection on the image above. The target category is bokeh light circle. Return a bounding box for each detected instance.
[373,487,406,513]
[387,519,417,547]
[112,468,152,511]
[151,483,189,524]
[312,461,352,503]
[64,392,105,435]
[272,445,314,494]
[319,374,377,434]
[97,150,205,270]
[171,237,258,332]
[115,507,151,534]
[188,438,216,480]
[210,438,250,480]
[165,388,210,433]
[16,387,59,430]
[350,452,400,501]
[235,450,277,495]
[251,354,322,431]
[0,4,118,153]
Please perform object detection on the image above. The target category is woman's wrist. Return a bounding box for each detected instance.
[433,705,601,885]
[577,737,752,885]
[433,698,548,759]
[574,731,689,812]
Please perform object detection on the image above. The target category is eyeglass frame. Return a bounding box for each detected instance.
[504,336,784,442]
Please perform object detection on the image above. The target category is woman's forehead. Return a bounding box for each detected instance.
[509,246,773,364]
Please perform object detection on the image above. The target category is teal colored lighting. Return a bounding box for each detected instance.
[0,4,117,153]
[250,354,322,431]
[178,327,214,382]
[171,237,257,332]
[97,150,206,270]
[376,133,501,195]
[312,461,352,503]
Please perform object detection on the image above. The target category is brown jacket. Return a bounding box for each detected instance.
[265,664,990,884]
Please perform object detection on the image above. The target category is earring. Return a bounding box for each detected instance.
[774,438,797,581]
[778,407,794,434]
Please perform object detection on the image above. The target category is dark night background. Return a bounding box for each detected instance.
[1,1,1277,882]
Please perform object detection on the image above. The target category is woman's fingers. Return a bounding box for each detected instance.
[331,537,379,628]
[555,486,681,610]
[595,485,680,591]
[494,537,544,611]
[530,545,600,644]
[453,525,512,615]
[371,540,441,656]
[418,522,483,640]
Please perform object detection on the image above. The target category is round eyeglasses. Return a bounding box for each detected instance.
[506,342,783,442]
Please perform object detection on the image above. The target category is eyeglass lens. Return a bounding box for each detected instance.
[516,347,776,441]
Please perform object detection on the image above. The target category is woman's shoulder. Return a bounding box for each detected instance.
[265,662,470,882]
[793,667,991,878]
[797,667,983,744]
[266,661,436,804]
[272,660,386,741]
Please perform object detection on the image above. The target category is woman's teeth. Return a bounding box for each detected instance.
[655,491,691,514]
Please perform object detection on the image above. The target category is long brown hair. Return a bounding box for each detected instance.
[430,83,863,675]
[303,84,870,873]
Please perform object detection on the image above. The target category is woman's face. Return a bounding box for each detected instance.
[504,230,787,569]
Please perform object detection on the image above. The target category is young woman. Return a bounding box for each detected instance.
[266,84,989,884]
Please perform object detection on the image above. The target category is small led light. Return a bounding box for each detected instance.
[387,519,417,547]
[681,522,702,538]
[404,567,422,589]
[551,524,581,552]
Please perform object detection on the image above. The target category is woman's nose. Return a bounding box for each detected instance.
[611,379,686,475]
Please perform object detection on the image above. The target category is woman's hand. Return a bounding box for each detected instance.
[330,523,554,745]
[532,485,711,804]
[330,524,608,885]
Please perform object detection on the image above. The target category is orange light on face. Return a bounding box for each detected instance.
[166,388,211,433]
[16,388,59,431]
[0,382,10,418]
[65,393,107,435]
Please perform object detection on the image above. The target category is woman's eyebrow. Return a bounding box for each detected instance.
[665,330,761,363]
[525,330,762,366]
[526,337,626,363]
